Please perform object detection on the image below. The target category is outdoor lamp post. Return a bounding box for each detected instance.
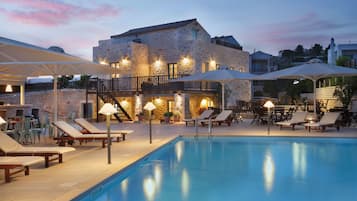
[99,103,118,164]
[144,102,156,144]
[264,101,275,136]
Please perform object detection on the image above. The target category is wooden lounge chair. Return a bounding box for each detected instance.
[304,112,341,132]
[52,121,126,148]
[0,132,75,168]
[74,118,133,141]
[200,110,233,126]
[275,111,307,130]
[0,156,43,183]
[184,109,214,126]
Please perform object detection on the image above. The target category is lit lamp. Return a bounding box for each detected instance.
[144,102,156,144]
[99,103,118,164]
[264,100,275,136]
[5,84,13,92]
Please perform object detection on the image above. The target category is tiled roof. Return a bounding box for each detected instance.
[111,19,197,38]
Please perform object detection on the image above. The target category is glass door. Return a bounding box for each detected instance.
[168,63,178,79]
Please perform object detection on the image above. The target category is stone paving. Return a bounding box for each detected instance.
[1,119,357,201]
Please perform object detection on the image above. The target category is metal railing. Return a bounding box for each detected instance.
[25,74,219,93]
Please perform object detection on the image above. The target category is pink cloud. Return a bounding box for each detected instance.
[240,12,355,53]
[1,0,120,26]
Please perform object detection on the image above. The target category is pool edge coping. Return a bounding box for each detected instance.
[53,135,179,201]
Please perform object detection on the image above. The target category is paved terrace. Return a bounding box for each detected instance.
[1,120,357,201]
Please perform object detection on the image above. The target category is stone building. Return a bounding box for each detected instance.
[93,19,250,121]
[249,51,278,97]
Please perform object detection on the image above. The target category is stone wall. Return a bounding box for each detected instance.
[0,89,97,121]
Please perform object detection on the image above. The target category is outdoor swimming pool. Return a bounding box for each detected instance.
[74,137,357,201]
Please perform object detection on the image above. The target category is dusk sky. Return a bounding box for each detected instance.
[1,0,356,60]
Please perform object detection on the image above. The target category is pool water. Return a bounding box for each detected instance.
[74,137,357,201]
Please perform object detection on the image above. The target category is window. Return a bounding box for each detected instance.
[110,62,120,78]
[168,100,174,112]
[201,62,208,73]
[192,29,199,40]
[168,63,178,79]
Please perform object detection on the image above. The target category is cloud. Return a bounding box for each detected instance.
[1,0,120,26]
[241,12,356,54]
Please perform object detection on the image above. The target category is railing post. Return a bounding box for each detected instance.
[96,78,99,122]
[136,76,139,92]
[85,77,89,119]
[111,78,114,91]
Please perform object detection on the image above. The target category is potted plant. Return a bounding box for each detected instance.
[136,112,144,122]
[163,111,173,123]
[173,111,181,122]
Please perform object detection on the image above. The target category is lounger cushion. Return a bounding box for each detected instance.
[304,112,340,128]
[0,132,22,152]
[74,118,133,134]
[276,111,307,126]
[184,110,214,122]
[53,121,125,138]
[0,156,44,166]
[0,132,75,154]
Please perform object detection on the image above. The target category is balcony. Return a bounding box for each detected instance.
[89,74,219,95]
[24,74,219,95]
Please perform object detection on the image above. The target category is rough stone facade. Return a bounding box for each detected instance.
[0,89,97,122]
[93,19,251,119]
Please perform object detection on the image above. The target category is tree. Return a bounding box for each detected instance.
[295,44,304,56]
[58,75,73,88]
[310,44,323,57]
[336,56,351,67]
[77,75,91,88]
[333,56,357,109]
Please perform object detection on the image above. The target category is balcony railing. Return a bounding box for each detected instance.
[25,74,219,93]
[97,74,219,93]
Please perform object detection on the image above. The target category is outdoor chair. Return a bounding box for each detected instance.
[0,156,43,183]
[304,112,341,132]
[74,118,133,141]
[200,110,233,126]
[184,109,214,126]
[250,106,268,125]
[275,111,307,130]
[0,132,75,167]
[52,121,126,148]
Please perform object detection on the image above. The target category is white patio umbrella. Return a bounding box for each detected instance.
[256,59,357,113]
[171,68,255,110]
[0,36,113,124]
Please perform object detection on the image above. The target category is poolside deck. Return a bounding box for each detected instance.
[1,120,357,201]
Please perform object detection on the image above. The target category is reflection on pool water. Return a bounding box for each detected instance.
[74,137,357,201]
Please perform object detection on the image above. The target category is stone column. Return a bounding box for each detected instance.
[20,84,25,105]
[134,94,143,121]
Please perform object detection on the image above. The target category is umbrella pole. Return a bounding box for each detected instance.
[53,76,58,137]
[20,84,25,105]
[222,82,225,111]
[313,79,316,114]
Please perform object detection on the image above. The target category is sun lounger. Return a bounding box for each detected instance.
[0,132,75,168]
[184,109,214,126]
[200,110,233,126]
[275,111,307,130]
[74,118,133,140]
[52,121,126,148]
[304,112,341,132]
[0,156,43,183]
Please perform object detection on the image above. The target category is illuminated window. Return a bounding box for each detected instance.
[110,62,120,78]
[168,63,178,79]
